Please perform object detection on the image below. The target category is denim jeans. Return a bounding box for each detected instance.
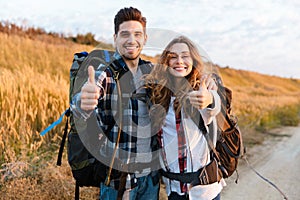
[213,193,221,200]
[100,174,159,200]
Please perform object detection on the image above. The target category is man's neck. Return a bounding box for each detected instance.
[124,59,139,76]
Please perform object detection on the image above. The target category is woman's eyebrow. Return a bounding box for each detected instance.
[181,51,190,54]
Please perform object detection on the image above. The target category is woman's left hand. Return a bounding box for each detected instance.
[203,74,218,91]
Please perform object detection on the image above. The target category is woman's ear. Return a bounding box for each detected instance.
[144,33,148,45]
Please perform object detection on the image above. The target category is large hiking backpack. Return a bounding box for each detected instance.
[190,73,244,180]
[212,73,244,178]
[66,50,116,189]
[41,49,119,199]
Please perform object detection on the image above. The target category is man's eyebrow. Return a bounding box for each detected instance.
[119,29,143,34]
[119,30,130,34]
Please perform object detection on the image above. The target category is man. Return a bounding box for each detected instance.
[72,7,159,200]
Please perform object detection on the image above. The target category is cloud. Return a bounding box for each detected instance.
[1,0,299,78]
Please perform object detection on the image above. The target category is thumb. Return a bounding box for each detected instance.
[199,80,207,91]
[88,65,96,85]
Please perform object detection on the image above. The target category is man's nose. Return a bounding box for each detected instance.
[128,34,135,43]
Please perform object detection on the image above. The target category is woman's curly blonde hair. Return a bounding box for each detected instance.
[144,35,205,117]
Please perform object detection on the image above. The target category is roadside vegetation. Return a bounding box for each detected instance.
[0,22,299,199]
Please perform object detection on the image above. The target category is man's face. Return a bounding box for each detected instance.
[114,21,147,61]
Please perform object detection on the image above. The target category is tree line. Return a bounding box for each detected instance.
[0,21,113,49]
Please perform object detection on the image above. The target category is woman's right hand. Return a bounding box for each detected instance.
[188,81,213,109]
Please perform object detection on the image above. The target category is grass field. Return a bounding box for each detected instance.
[0,31,299,199]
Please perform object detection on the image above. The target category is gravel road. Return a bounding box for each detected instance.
[221,126,300,200]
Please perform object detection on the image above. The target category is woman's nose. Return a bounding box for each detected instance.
[176,56,183,64]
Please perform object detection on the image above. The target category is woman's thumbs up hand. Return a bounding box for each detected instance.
[188,78,213,109]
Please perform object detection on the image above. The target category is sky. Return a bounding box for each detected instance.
[1,0,300,79]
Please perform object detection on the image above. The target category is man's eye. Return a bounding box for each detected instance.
[121,33,130,37]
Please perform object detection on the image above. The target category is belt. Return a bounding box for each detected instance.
[160,159,222,186]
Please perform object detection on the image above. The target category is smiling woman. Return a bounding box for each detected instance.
[144,35,224,200]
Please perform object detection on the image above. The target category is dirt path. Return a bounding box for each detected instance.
[221,126,300,200]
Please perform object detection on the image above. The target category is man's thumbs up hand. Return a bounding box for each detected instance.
[88,65,96,85]
[80,66,100,111]
[188,79,213,109]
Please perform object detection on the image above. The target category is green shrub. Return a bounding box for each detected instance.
[257,104,300,131]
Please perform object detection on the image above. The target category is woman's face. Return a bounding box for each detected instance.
[167,43,193,78]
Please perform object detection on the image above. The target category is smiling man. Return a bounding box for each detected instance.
[72,7,159,200]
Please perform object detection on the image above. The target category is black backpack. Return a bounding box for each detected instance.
[65,50,115,195]
[41,49,122,199]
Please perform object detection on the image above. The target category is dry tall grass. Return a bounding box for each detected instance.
[220,67,300,127]
[0,32,98,199]
[0,32,299,199]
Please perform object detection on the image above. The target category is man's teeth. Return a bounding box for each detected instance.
[126,46,137,49]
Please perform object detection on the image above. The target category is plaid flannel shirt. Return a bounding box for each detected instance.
[72,52,158,189]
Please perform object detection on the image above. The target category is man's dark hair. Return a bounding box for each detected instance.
[114,7,147,34]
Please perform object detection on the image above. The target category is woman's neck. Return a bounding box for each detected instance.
[172,76,185,93]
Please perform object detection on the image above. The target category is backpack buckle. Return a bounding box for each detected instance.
[114,71,120,80]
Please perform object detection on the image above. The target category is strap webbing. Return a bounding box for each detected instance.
[75,181,80,200]
[56,116,69,166]
[103,50,111,62]
[189,111,228,176]
[117,172,128,200]
[40,109,69,136]
[243,156,288,200]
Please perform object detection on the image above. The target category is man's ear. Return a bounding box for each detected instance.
[113,34,117,48]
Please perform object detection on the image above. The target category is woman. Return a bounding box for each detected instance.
[144,36,225,200]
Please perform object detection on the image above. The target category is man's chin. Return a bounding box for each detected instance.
[122,53,140,61]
